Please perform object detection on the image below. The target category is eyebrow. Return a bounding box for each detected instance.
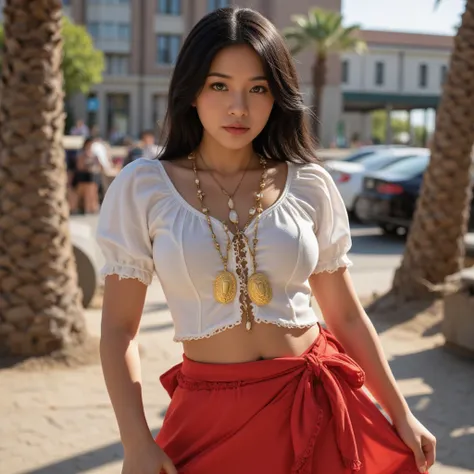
[207,72,268,81]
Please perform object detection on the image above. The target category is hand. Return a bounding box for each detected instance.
[394,412,436,473]
[122,438,177,474]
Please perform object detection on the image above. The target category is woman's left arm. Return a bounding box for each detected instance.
[310,268,436,472]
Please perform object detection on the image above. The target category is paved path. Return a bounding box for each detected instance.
[1,218,473,473]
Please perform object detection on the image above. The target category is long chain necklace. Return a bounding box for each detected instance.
[189,152,236,304]
[189,151,273,330]
[198,151,250,226]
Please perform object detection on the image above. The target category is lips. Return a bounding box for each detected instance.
[223,124,250,135]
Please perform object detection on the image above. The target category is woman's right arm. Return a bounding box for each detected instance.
[101,275,177,474]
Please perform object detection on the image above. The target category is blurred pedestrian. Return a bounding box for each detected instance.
[122,130,160,168]
[70,119,90,137]
[75,137,102,214]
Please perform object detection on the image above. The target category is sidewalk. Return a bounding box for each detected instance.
[1,277,474,474]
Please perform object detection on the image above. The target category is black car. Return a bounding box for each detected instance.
[355,154,474,235]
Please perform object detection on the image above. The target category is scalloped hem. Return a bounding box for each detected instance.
[174,318,243,342]
[174,319,319,342]
[100,263,153,286]
[254,318,318,329]
[312,255,353,275]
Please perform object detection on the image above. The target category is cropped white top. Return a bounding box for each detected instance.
[96,158,352,341]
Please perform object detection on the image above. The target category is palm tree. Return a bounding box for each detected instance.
[0,0,87,356]
[392,0,474,300]
[283,7,366,141]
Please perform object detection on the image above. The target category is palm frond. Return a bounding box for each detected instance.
[290,14,310,29]
[285,7,367,57]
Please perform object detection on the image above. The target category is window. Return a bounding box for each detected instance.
[419,64,428,88]
[63,0,71,5]
[158,0,181,15]
[156,35,181,65]
[107,94,130,138]
[87,22,130,41]
[102,22,116,40]
[441,65,448,84]
[208,0,230,11]
[118,24,130,41]
[88,22,100,39]
[341,60,349,84]
[89,0,129,4]
[105,54,129,75]
[375,61,384,86]
[382,154,429,177]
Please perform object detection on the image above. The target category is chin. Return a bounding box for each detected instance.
[214,132,258,151]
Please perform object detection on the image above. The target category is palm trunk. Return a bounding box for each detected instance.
[311,54,326,143]
[392,0,474,300]
[0,0,87,356]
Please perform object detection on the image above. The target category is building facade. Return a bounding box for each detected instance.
[341,30,453,144]
[0,0,453,146]
[61,0,342,144]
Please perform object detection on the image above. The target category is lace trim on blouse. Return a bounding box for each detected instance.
[100,263,154,286]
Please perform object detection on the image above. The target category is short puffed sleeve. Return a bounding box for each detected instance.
[295,163,353,274]
[96,160,155,285]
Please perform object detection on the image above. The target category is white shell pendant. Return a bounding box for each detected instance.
[246,321,252,331]
[229,210,239,224]
[228,198,235,209]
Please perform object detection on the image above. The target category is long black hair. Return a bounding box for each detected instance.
[159,7,318,164]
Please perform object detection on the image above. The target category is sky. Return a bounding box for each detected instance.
[342,0,465,35]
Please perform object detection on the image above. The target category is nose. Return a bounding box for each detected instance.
[228,92,248,117]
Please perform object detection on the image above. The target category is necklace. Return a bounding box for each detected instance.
[189,151,273,330]
[198,151,250,226]
[190,152,236,305]
[230,158,273,312]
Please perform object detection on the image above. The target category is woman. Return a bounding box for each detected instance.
[97,7,436,474]
[75,137,102,214]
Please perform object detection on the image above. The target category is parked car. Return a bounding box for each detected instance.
[341,144,408,164]
[325,147,429,217]
[355,154,474,235]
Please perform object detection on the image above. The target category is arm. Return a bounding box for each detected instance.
[101,275,177,473]
[310,268,436,472]
[100,275,152,450]
[309,268,409,423]
[96,161,177,473]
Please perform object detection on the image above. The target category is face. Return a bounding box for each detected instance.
[194,45,274,150]
[142,133,155,146]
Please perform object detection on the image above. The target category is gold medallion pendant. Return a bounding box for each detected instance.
[214,270,237,304]
[248,272,272,306]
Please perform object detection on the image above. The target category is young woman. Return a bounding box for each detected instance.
[97,7,436,474]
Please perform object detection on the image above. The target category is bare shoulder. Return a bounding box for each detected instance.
[159,156,194,180]
[265,159,289,176]
[160,156,193,170]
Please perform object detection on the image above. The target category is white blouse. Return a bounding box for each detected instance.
[96,158,352,341]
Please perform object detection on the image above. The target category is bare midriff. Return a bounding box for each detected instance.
[182,323,320,364]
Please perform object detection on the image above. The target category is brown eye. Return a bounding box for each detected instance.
[251,85,268,94]
[211,82,227,91]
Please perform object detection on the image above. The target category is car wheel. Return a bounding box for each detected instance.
[353,197,370,222]
[380,223,398,235]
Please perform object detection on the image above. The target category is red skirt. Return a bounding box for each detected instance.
[156,326,423,473]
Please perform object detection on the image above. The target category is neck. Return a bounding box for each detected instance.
[197,134,257,176]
